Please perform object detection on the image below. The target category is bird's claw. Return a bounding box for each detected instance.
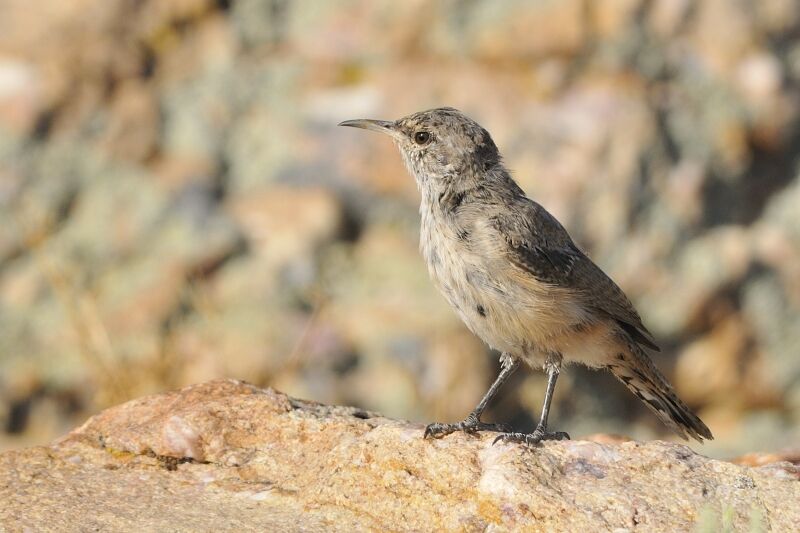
[424,417,511,439]
[492,426,570,446]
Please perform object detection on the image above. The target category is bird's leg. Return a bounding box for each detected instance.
[424,353,519,439]
[494,356,570,446]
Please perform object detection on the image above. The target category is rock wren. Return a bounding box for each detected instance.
[340,108,713,444]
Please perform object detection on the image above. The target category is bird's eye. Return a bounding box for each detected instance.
[414,131,431,145]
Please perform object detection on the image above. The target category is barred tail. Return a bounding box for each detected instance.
[608,345,713,442]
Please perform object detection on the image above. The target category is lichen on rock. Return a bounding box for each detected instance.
[0,380,797,532]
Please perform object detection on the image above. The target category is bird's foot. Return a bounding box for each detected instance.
[492,425,570,446]
[424,413,511,439]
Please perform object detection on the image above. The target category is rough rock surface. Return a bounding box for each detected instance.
[1,380,797,532]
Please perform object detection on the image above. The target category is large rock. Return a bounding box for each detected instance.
[0,380,796,532]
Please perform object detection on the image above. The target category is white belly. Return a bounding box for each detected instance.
[420,216,591,364]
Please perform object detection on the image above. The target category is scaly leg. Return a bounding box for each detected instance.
[494,359,570,445]
[424,353,519,439]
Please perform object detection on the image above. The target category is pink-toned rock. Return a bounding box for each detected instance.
[0,380,797,532]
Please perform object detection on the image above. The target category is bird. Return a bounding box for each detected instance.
[339,107,712,445]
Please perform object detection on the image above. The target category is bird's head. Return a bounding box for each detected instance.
[339,107,501,192]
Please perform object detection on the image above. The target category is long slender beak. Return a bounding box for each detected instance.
[338,119,398,138]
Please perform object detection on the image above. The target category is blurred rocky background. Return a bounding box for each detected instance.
[0,0,798,458]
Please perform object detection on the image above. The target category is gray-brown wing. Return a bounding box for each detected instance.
[491,200,660,352]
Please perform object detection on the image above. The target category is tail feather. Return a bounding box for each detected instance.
[608,345,713,442]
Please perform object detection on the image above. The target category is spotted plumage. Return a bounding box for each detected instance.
[340,107,712,443]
